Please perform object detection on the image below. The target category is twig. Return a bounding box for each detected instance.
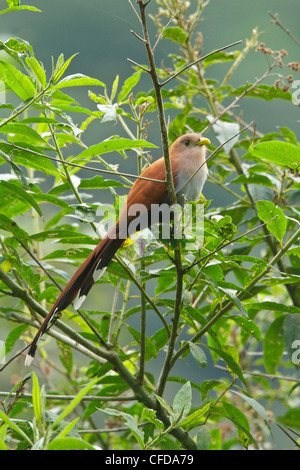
[127,58,150,73]
[160,40,242,87]
[152,9,180,52]
[0,391,136,402]
[202,64,277,134]
[269,11,300,48]
[108,278,121,344]
[128,0,143,25]
[214,364,300,383]
[79,422,147,434]
[8,143,166,184]
[276,424,300,449]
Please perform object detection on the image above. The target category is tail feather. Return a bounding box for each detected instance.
[25,235,124,364]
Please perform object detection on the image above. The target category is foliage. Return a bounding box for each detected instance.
[0,0,300,450]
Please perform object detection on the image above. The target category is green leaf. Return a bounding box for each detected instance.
[127,325,156,360]
[55,417,80,439]
[0,409,33,446]
[110,74,119,102]
[52,73,105,90]
[250,141,300,170]
[32,372,42,427]
[154,394,174,418]
[7,0,20,6]
[206,345,246,386]
[180,402,211,430]
[283,314,300,365]
[256,200,287,243]
[42,248,91,261]
[3,324,28,355]
[0,123,48,145]
[196,427,211,450]
[173,381,192,420]
[245,302,300,314]
[53,377,99,426]
[98,408,145,449]
[47,437,95,451]
[203,50,240,68]
[79,175,125,189]
[0,180,42,215]
[75,138,157,160]
[230,315,262,343]
[230,84,292,102]
[0,5,41,15]
[53,53,79,83]
[231,174,275,188]
[189,342,208,368]
[0,61,35,100]
[218,286,248,316]
[231,390,270,424]
[117,70,141,103]
[263,316,285,374]
[223,401,256,448]
[0,213,28,239]
[0,143,59,176]
[277,409,300,430]
[0,149,27,185]
[26,56,47,87]
[163,27,187,45]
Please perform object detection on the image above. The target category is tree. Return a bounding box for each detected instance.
[0,0,299,451]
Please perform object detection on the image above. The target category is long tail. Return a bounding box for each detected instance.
[25,234,123,365]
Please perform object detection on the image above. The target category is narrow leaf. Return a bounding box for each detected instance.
[189,342,208,368]
[0,61,35,100]
[0,180,42,215]
[263,316,285,374]
[173,381,192,420]
[52,74,105,90]
[117,70,141,103]
[75,138,157,160]
[26,56,47,87]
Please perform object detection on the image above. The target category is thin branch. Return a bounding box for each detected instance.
[0,391,136,402]
[8,143,166,183]
[276,424,300,449]
[127,58,150,73]
[128,0,143,25]
[215,364,300,383]
[202,64,277,134]
[108,278,121,344]
[130,29,147,44]
[152,9,180,52]
[269,11,300,47]
[160,40,242,87]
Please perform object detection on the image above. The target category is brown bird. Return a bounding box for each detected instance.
[25,133,210,365]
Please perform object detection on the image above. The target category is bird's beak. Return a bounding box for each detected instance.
[196,137,211,146]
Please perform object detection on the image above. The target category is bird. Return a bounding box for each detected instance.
[25,133,210,365]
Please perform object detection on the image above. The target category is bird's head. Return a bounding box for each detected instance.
[170,133,211,160]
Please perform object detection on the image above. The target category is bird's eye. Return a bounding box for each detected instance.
[184,140,190,147]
